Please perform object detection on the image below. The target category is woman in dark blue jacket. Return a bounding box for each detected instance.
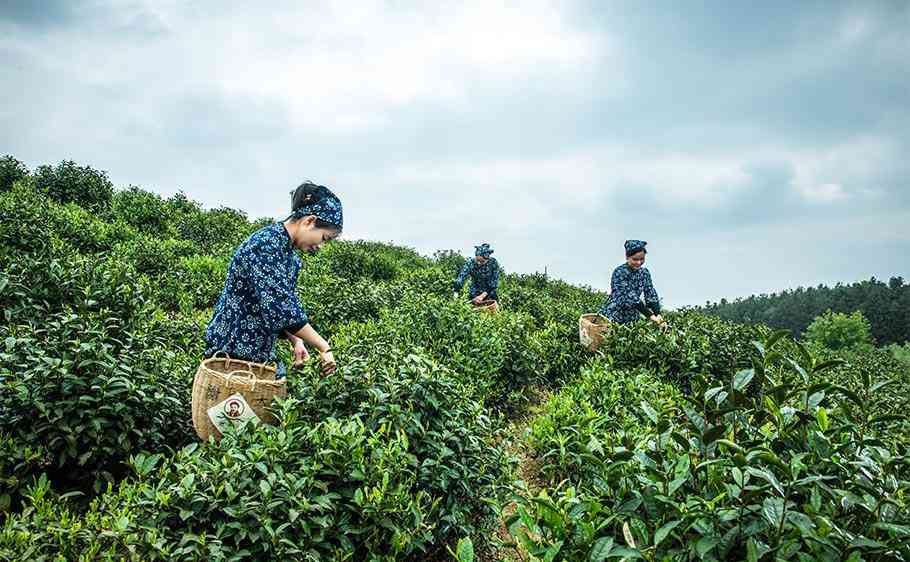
[599,240,665,326]
[204,182,342,377]
[453,243,500,305]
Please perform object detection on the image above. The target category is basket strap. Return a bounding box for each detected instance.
[226,369,256,391]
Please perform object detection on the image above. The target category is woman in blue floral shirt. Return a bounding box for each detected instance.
[599,240,665,326]
[204,182,343,377]
[453,243,500,305]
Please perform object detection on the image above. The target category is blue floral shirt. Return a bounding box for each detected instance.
[599,264,661,324]
[454,257,500,300]
[204,223,309,367]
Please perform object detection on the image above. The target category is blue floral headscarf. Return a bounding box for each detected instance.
[625,239,647,256]
[475,243,494,257]
[288,184,344,230]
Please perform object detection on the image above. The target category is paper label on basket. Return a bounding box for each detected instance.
[207,393,260,433]
[580,326,593,347]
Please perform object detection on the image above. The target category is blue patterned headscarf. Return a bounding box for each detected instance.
[475,243,494,257]
[288,184,343,230]
[625,239,647,256]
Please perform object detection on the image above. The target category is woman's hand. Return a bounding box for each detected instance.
[650,314,667,328]
[292,338,310,367]
[472,292,487,304]
[319,350,337,375]
[292,324,335,374]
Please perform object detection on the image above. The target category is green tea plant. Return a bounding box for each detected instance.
[0,353,514,561]
[510,331,910,561]
[0,435,49,513]
[33,160,114,212]
[2,158,908,561]
[528,366,679,487]
[0,155,28,192]
[0,308,193,494]
[107,186,178,239]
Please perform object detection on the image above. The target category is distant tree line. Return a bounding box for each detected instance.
[699,277,910,345]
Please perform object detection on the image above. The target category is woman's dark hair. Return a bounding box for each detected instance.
[626,248,647,258]
[290,181,341,231]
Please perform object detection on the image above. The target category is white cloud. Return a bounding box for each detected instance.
[2,1,908,306]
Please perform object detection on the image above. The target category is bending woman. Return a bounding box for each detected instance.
[453,243,500,305]
[204,182,343,377]
[599,239,664,326]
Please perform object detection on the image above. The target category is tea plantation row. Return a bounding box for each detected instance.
[1,160,908,561]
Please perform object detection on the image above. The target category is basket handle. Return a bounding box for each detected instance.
[258,361,278,376]
[226,369,258,391]
[212,350,232,360]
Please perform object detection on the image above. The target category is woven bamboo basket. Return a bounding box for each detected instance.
[472,299,499,313]
[579,313,611,352]
[191,353,287,442]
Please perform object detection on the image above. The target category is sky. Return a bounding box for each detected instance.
[1,0,908,307]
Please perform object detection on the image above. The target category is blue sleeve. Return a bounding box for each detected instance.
[490,259,500,298]
[453,259,472,292]
[240,238,309,334]
[642,268,661,314]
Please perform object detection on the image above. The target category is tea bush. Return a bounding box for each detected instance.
[111,236,200,277]
[1,354,513,561]
[509,332,910,561]
[2,161,909,561]
[888,342,910,368]
[171,203,254,256]
[0,308,193,493]
[0,435,49,513]
[0,183,58,258]
[156,254,230,313]
[527,365,679,486]
[0,155,28,193]
[601,309,767,388]
[33,160,114,212]
[108,186,177,239]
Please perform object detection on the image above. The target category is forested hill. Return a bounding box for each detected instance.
[700,277,910,345]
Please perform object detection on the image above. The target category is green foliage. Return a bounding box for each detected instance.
[1,354,513,560]
[0,155,29,192]
[510,333,910,561]
[599,309,767,388]
[804,310,874,352]
[156,254,230,313]
[34,160,115,212]
[170,199,253,255]
[0,307,194,494]
[819,346,910,446]
[433,249,467,277]
[111,235,199,277]
[701,276,910,346]
[108,186,176,238]
[320,240,429,283]
[528,366,679,486]
[0,187,49,260]
[888,342,910,368]
[2,155,909,560]
[0,435,50,513]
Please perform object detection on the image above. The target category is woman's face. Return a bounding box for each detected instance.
[626,251,646,270]
[475,255,489,265]
[293,216,339,254]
